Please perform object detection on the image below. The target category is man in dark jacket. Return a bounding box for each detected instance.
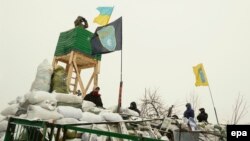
[84,87,103,108]
[128,102,140,115]
[184,103,194,119]
[197,108,208,122]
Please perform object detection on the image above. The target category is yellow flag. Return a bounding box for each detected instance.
[193,63,209,86]
[94,7,114,26]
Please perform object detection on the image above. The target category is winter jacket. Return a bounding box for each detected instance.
[184,105,194,119]
[84,91,103,107]
[197,111,208,122]
[129,102,140,115]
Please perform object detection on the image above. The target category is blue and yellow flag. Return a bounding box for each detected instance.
[193,63,209,86]
[94,7,114,26]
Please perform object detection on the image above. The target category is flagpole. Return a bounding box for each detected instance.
[208,85,220,125]
[117,49,123,113]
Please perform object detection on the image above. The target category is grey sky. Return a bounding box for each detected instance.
[0,0,249,124]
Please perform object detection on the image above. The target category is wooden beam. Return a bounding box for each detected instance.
[85,71,95,94]
[73,57,86,97]
[93,64,98,89]
[73,69,80,94]
[97,61,101,74]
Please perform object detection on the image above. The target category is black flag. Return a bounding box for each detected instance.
[91,17,122,55]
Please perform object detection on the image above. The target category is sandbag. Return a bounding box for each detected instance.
[54,92,82,104]
[1,104,19,116]
[0,120,8,132]
[55,118,79,125]
[80,112,105,123]
[66,138,82,141]
[8,96,25,105]
[82,100,96,112]
[27,105,63,120]
[0,132,5,140]
[0,115,6,122]
[99,112,123,122]
[122,108,139,116]
[57,106,82,120]
[37,99,57,111]
[25,91,56,104]
[50,66,69,94]
[87,107,104,114]
[57,102,82,109]
[161,136,170,141]
[30,59,53,92]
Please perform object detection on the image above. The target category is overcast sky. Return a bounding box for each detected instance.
[0,0,249,124]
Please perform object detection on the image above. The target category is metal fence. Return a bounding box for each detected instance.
[4,117,162,141]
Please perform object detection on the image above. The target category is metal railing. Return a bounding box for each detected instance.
[4,117,162,141]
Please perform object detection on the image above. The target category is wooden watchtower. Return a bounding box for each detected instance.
[52,26,101,96]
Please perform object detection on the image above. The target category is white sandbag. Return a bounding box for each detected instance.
[80,112,105,123]
[1,104,19,116]
[122,108,139,116]
[0,116,6,122]
[25,91,56,104]
[99,112,123,122]
[106,105,118,113]
[161,136,170,141]
[55,118,79,125]
[54,92,82,104]
[30,59,53,92]
[66,139,82,141]
[57,106,82,120]
[8,96,25,105]
[87,107,104,114]
[0,120,8,132]
[27,105,63,120]
[82,100,96,112]
[37,99,57,111]
[0,133,5,141]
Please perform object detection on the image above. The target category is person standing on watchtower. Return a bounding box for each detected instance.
[74,16,88,29]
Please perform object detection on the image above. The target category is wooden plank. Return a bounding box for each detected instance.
[68,51,74,64]
[73,69,80,94]
[67,64,74,90]
[52,57,58,69]
[93,64,99,89]
[96,61,101,74]
[73,58,86,97]
[85,71,95,94]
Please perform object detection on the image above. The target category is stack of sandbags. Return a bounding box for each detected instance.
[54,92,82,108]
[24,91,63,120]
[30,59,53,92]
[0,115,7,139]
[50,65,69,94]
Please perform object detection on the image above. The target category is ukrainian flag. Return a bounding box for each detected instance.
[193,63,209,86]
[94,7,114,26]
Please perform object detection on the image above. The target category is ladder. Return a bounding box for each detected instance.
[53,51,100,96]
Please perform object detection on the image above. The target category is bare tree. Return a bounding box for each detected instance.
[186,91,200,113]
[140,88,168,118]
[230,93,248,124]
